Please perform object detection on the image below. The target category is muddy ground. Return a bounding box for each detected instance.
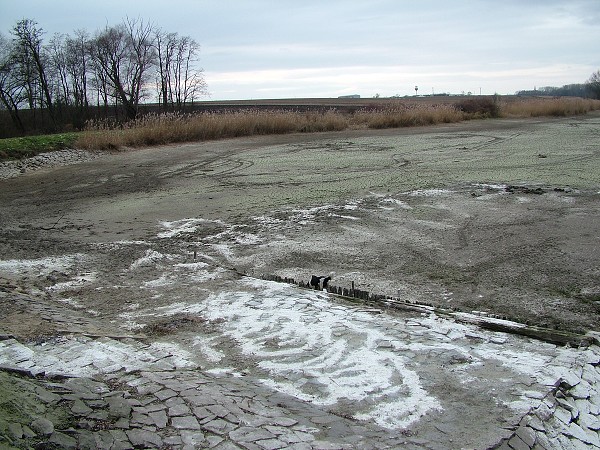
[2,113,600,448]
[1,114,599,336]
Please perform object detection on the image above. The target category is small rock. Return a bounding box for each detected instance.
[107,396,132,418]
[553,406,572,425]
[149,410,168,428]
[8,422,23,439]
[515,426,536,447]
[564,422,600,446]
[168,403,191,417]
[126,429,162,448]
[30,417,54,436]
[71,399,93,415]
[171,415,201,430]
[49,431,77,450]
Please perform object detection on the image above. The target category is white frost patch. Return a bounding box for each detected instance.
[473,183,507,191]
[471,347,559,385]
[380,197,412,209]
[196,279,442,429]
[148,342,197,368]
[0,254,85,276]
[158,218,224,238]
[143,274,171,288]
[233,233,261,245]
[516,196,531,204]
[175,261,210,270]
[47,272,96,292]
[193,336,226,363]
[116,312,146,331]
[0,337,197,377]
[55,297,84,308]
[209,244,235,261]
[328,213,360,221]
[130,250,165,270]
[406,188,453,197]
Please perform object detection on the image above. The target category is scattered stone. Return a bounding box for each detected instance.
[229,427,277,442]
[270,417,299,427]
[564,421,600,446]
[180,429,207,447]
[7,422,23,439]
[149,409,168,428]
[553,406,572,425]
[256,438,288,450]
[72,398,93,415]
[168,403,192,416]
[154,388,177,401]
[30,417,54,436]
[107,395,132,418]
[171,415,202,430]
[202,418,237,435]
[126,428,163,448]
[49,431,78,449]
[514,426,536,447]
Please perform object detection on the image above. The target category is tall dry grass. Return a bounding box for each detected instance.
[74,97,600,151]
[354,102,464,129]
[75,110,349,150]
[500,97,600,117]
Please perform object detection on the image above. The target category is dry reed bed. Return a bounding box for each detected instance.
[75,97,600,151]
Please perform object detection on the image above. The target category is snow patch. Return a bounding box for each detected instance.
[158,218,224,238]
[130,250,166,270]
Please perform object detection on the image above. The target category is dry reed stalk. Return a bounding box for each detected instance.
[500,98,600,117]
[74,98,600,151]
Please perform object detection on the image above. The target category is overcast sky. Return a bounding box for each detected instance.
[1,0,599,100]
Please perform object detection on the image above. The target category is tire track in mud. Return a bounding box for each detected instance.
[157,157,255,180]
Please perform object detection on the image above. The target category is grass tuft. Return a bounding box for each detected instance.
[0,133,78,160]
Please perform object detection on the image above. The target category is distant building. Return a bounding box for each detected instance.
[338,94,360,99]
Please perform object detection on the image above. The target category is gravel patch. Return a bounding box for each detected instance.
[0,149,102,180]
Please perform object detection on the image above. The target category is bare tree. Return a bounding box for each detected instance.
[11,19,55,126]
[66,30,91,111]
[90,18,156,120]
[172,35,207,108]
[587,70,600,99]
[0,33,26,133]
[154,29,177,110]
[154,29,207,111]
[47,33,71,109]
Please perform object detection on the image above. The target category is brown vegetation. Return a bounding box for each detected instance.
[73,97,600,152]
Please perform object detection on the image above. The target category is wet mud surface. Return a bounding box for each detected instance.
[1,114,600,448]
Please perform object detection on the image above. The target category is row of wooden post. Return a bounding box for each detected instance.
[261,274,390,303]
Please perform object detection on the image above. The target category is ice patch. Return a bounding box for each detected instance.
[193,336,226,363]
[47,272,96,292]
[328,213,360,221]
[158,218,224,238]
[143,274,171,288]
[55,297,84,308]
[406,189,453,197]
[0,254,85,276]
[130,250,166,270]
[195,279,442,429]
[380,197,412,209]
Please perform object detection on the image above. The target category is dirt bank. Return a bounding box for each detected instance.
[1,114,599,334]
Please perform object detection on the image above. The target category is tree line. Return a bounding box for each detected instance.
[516,72,600,99]
[0,18,208,135]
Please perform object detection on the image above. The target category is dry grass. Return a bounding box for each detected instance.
[500,97,600,117]
[74,97,600,151]
[354,102,465,129]
[75,110,348,150]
